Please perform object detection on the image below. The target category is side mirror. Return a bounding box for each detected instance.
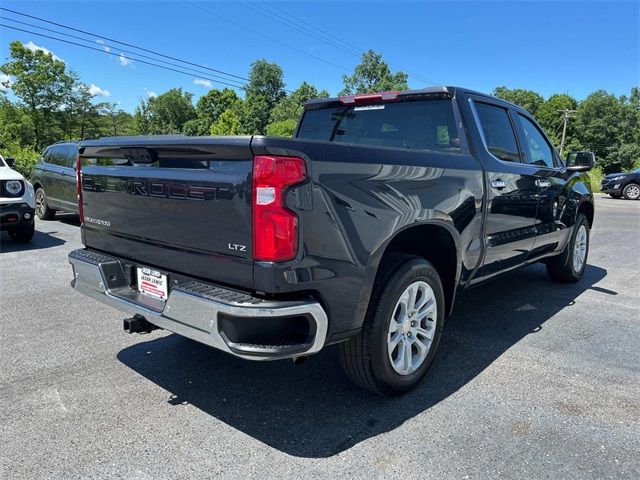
[566,151,596,171]
[5,157,16,168]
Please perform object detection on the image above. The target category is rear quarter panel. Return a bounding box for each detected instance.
[251,137,485,341]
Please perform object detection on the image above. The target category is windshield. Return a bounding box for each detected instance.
[0,156,5,167]
[297,99,460,151]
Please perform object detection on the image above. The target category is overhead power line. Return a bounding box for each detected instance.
[0,6,250,83]
[253,0,363,56]
[0,23,250,91]
[181,0,353,73]
[240,0,361,58]
[0,16,248,88]
[248,0,439,86]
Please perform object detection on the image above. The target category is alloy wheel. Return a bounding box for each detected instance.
[387,280,438,375]
[35,190,46,216]
[573,224,588,273]
[626,184,640,199]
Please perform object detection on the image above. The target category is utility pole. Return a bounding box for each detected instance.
[558,109,577,157]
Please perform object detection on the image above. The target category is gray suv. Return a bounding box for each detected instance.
[31,141,79,220]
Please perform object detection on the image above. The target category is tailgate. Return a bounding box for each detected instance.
[79,136,254,289]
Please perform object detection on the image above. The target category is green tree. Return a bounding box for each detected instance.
[238,60,286,135]
[266,119,297,137]
[185,88,242,136]
[606,143,640,172]
[0,93,35,147]
[134,88,196,134]
[492,86,544,115]
[239,93,270,135]
[269,81,328,124]
[618,87,640,146]
[197,88,240,128]
[245,59,285,110]
[536,93,579,149]
[68,82,109,140]
[0,40,74,148]
[132,97,151,135]
[340,50,408,95]
[575,90,623,171]
[210,107,241,135]
[102,103,135,136]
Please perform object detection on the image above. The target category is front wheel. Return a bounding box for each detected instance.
[339,255,445,396]
[609,193,621,199]
[8,223,35,243]
[546,213,590,283]
[623,183,640,200]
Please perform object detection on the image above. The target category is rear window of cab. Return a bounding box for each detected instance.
[297,99,460,151]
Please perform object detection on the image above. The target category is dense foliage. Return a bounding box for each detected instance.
[1,40,638,181]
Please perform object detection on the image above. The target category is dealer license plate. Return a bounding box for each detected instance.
[136,267,168,301]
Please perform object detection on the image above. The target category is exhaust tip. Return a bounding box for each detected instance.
[292,356,308,365]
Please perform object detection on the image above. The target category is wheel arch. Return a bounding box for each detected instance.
[577,198,594,228]
[364,220,462,318]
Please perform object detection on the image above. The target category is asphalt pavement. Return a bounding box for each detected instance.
[1,196,639,479]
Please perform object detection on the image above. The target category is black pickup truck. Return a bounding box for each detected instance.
[68,86,595,395]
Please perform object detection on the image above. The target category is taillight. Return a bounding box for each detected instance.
[76,154,84,225]
[252,155,306,262]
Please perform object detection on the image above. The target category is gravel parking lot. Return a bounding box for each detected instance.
[1,195,638,479]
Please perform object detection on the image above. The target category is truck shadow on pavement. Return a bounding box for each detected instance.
[117,263,608,458]
[0,229,66,253]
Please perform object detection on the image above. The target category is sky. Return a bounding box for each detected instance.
[0,0,638,112]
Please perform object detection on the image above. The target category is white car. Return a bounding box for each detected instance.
[1,154,36,243]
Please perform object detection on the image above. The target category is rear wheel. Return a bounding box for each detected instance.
[339,255,444,396]
[35,187,55,220]
[8,223,35,243]
[622,183,640,200]
[546,213,589,283]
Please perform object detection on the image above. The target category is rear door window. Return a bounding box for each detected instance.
[49,146,67,166]
[297,99,460,151]
[474,102,521,162]
[64,144,78,168]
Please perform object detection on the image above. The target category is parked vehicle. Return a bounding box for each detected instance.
[0,154,35,242]
[31,141,80,219]
[68,87,596,395]
[600,167,640,200]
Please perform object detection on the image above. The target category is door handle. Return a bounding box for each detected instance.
[536,179,551,188]
[491,179,507,189]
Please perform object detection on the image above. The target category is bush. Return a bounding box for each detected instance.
[589,165,604,193]
[1,142,40,179]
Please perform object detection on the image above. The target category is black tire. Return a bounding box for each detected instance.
[609,193,622,199]
[546,213,590,283]
[338,255,445,396]
[622,183,640,200]
[35,187,55,220]
[8,223,35,243]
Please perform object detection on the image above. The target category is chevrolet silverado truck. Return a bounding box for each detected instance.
[68,87,595,395]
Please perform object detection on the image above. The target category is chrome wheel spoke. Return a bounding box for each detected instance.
[413,336,430,361]
[387,280,438,376]
[388,331,403,350]
[414,325,434,342]
[415,298,436,320]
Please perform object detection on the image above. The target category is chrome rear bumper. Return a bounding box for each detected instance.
[68,249,328,360]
